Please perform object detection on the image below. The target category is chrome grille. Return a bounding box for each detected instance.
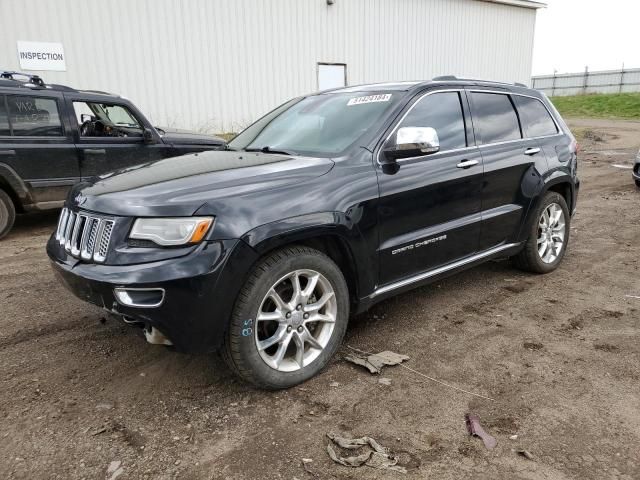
[55,208,115,263]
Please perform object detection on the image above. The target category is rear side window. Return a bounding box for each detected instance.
[514,96,558,138]
[0,96,9,136]
[398,92,467,151]
[6,95,63,136]
[471,92,521,144]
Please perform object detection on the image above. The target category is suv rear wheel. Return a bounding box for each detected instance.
[0,189,16,240]
[512,191,570,274]
[222,245,349,389]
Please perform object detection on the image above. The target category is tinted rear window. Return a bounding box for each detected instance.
[0,96,9,135]
[471,92,521,144]
[7,95,63,136]
[514,96,558,138]
[398,92,467,151]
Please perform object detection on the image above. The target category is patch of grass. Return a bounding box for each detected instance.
[551,93,640,119]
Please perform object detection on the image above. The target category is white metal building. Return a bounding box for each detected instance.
[0,0,544,132]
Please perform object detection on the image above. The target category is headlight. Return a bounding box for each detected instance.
[130,217,213,246]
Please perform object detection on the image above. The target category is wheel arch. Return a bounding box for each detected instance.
[545,179,573,213]
[0,163,31,213]
[241,215,370,307]
[517,174,574,243]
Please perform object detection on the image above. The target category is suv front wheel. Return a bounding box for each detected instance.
[0,189,16,240]
[222,245,349,389]
[513,191,570,273]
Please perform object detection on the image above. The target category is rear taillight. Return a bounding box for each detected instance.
[569,138,580,153]
[570,139,579,154]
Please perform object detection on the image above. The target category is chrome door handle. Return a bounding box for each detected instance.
[525,147,541,156]
[83,148,106,154]
[0,149,16,155]
[456,159,479,169]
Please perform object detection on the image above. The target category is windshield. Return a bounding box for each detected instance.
[228,92,398,156]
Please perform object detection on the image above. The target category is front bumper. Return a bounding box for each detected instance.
[47,236,259,353]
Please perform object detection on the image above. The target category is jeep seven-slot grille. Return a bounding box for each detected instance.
[55,208,115,263]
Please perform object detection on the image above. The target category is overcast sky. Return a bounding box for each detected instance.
[532,0,640,75]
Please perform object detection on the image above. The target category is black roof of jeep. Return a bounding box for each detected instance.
[0,71,118,98]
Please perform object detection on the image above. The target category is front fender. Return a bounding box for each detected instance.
[241,210,376,302]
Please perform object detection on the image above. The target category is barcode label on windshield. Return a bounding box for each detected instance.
[347,94,392,106]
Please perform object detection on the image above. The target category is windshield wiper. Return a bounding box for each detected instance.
[244,146,297,156]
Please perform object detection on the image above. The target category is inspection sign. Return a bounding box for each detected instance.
[17,41,66,71]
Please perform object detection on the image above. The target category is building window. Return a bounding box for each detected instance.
[318,63,346,91]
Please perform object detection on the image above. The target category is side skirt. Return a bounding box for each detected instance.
[358,242,522,312]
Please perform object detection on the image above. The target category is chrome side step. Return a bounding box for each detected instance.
[369,243,520,299]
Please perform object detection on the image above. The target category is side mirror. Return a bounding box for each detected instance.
[143,128,155,144]
[384,127,440,161]
[80,113,93,123]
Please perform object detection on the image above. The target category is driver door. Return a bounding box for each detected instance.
[68,97,166,178]
[376,90,484,285]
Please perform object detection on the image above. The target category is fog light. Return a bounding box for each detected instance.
[114,288,165,308]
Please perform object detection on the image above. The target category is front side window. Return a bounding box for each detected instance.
[397,92,467,151]
[229,92,400,156]
[6,96,63,136]
[0,96,9,136]
[74,101,142,138]
[514,96,558,138]
[471,92,521,145]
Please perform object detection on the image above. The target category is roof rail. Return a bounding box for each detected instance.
[432,75,529,88]
[0,71,45,87]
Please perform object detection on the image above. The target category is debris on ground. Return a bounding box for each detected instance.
[509,434,518,440]
[344,350,409,374]
[465,414,497,449]
[326,432,407,473]
[518,449,535,460]
[90,426,107,436]
[106,460,123,480]
[346,345,495,400]
[378,377,392,386]
[301,458,317,477]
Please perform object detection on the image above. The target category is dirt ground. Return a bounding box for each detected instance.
[1,118,639,480]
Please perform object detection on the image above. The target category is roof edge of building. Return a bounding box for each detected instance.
[477,0,546,9]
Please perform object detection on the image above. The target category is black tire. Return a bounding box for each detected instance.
[512,191,570,274]
[635,179,640,188]
[0,189,16,240]
[222,245,349,389]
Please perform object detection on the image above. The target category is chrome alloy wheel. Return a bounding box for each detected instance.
[537,202,566,264]
[255,269,337,372]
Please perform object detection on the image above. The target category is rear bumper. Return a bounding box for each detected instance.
[47,237,259,353]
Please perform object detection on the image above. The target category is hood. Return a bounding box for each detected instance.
[70,150,335,217]
[157,127,226,146]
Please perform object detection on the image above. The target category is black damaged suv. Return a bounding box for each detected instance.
[48,78,579,389]
[0,72,225,238]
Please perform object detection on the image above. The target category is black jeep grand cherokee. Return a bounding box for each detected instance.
[48,78,579,389]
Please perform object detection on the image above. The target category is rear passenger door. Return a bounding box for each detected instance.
[512,94,562,166]
[468,90,545,251]
[1,92,79,206]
